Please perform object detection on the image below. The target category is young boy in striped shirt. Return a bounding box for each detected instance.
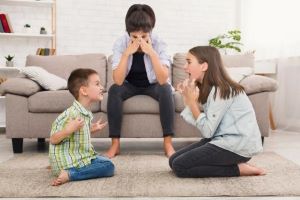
[49,68,114,186]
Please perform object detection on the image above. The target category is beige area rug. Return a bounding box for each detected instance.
[0,152,300,197]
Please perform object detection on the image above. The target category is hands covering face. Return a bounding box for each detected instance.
[177,79,200,106]
[126,34,153,55]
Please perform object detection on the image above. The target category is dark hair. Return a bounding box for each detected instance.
[125,4,155,34]
[67,68,98,100]
[189,46,244,104]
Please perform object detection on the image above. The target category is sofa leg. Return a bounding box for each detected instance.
[37,138,46,151]
[261,136,264,145]
[12,138,23,153]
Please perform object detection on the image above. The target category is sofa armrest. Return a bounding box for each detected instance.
[0,77,42,96]
[240,75,278,95]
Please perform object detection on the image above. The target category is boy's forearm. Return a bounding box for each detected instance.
[50,129,71,145]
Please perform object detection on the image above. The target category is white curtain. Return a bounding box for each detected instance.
[241,0,300,132]
[272,57,300,131]
[241,0,300,60]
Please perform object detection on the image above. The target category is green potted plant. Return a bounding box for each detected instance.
[5,54,14,67]
[209,30,243,54]
[23,24,31,33]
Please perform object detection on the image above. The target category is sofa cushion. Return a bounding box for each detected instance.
[20,66,67,90]
[0,77,41,96]
[174,91,185,112]
[28,90,101,113]
[222,53,255,68]
[225,67,254,83]
[25,54,107,89]
[172,53,188,88]
[240,75,278,95]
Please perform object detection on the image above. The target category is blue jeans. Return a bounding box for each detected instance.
[68,155,115,181]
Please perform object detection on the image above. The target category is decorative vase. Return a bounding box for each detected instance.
[23,27,31,34]
[6,60,14,67]
[40,29,47,34]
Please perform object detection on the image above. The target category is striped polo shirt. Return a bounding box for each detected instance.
[49,100,97,176]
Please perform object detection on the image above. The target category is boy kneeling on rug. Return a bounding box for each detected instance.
[49,68,115,186]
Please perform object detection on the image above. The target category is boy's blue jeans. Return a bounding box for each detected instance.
[68,155,115,181]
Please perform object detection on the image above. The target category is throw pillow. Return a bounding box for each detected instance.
[20,66,67,91]
[226,67,254,83]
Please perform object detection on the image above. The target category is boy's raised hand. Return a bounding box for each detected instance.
[91,118,108,133]
[65,117,84,135]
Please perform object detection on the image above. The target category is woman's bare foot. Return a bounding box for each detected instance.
[164,136,175,158]
[105,138,120,158]
[238,163,266,176]
[51,170,69,186]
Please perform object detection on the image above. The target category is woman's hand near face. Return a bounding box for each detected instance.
[178,79,199,106]
[178,79,201,119]
[177,82,188,106]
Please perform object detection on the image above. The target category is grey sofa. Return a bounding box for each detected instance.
[0,53,278,153]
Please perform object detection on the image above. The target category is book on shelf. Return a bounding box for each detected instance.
[36,48,56,56]
[0,13,13,33]
[0,19,4,33]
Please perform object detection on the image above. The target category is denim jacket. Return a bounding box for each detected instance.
[181,87,263,157]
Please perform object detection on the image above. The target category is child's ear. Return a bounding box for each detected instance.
[79,86,88,96]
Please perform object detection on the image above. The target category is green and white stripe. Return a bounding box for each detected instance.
[49,100,97,176]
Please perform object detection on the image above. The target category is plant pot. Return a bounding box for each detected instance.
[40,29,47,34]
[23,27,32,34]
[6,61,14,67]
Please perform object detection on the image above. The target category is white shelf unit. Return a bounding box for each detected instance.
[0,0,54,7]
[0,0,56,50]
[0,32,54,39]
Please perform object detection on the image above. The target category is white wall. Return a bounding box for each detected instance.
[241,0,300,60]
[0,0,240,67]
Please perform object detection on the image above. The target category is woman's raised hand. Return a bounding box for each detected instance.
[177,79,199,106]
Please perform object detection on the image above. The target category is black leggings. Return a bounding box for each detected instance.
[169,138,251,177]
[107,82,175,138]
